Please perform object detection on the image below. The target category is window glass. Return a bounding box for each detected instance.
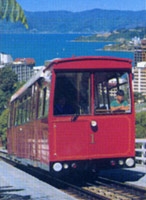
[15,100,22,125]
[38,89,44,118]
[15,107,19,126]
[94,71,131,114]
[38,71,51,118]
[26,97,31,121]
[43,87,50,116]
[54,72,91,115]
[32,85,37,119]
[21,101,26,123]
[9,102,15,127]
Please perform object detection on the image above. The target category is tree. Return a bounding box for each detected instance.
[0,67,18,112]
[0,0,28,29]
[0,67,24,146]
[0,0,28,146]
[0,109,9,147]
[136,112,146,138]
[134,92,146,103]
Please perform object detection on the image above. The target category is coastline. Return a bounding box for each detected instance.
[96,49,134,53]
[1,34,134,66]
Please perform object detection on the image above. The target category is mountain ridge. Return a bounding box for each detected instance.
[1,8,146,34]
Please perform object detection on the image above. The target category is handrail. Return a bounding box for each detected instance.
[135,139,146,166]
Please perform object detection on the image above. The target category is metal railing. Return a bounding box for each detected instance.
[135,139,146,166]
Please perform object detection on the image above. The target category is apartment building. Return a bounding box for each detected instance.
[133,62,146,96]
[12,58,35,82]
[134,38,146,67]
[0,52,13,68]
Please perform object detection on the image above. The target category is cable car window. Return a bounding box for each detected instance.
[38,75,51,118]
[54,72,91,116]
[9,102,15,127]
[21,101,26,123]
[94,71,131,114]
[38,89,44,118]
[43,87,50,117]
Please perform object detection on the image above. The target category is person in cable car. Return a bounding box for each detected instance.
[54,95,74,115]
[110,90,129,112]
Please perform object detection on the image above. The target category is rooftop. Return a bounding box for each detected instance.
[14,58,35,65]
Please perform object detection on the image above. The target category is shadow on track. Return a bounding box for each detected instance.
[99,168,145,182]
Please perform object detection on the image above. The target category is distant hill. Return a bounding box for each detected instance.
[75,27,146,42]
[1,9,146,34]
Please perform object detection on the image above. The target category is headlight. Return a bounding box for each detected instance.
[125,158,135,167]
[53,162,62,172]
[91,120,97,127]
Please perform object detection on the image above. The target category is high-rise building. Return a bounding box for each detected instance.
[12,58,35,82]
[134,38,146,67]
[133,62,146,96]
[134,49,142,67]
[0,52,13,67]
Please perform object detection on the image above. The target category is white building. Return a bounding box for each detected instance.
[133,61,146,96]
[0,52,13,65]
[12,58,36,82]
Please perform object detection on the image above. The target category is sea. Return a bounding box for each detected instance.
[0,34,134,66]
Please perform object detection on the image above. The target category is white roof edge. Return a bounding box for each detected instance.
[10,66,46,102]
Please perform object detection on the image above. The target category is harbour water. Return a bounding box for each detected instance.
[0,34,134,66]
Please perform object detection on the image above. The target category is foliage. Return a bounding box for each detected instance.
[0,67,18,112]
[0,67,25,146]
[0,109,9,147]
[134,92,146,103]
[136,112,146,138]
[135,92,146,138]
[0,67,20,146]
[0,0,28,29]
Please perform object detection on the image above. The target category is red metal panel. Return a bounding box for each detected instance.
[49,114,135,162]
[88,115,135,158]
[25,119,50,164]
[50,56,132,70]
[49,119,89,161]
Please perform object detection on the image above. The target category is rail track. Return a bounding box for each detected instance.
[0,150,146,200]
[82,177,146,200]
[58,174,146,200]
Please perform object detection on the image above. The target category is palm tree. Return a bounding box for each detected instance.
[0,0,28,29]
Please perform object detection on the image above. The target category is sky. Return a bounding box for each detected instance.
[17,0,146,12]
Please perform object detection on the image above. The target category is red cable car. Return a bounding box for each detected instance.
[7,56,135,175]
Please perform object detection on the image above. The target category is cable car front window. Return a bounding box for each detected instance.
[54,72,91,116]
[94,71,131,114]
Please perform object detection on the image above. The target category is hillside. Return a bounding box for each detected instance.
[75,27,146,42]
[1,9,146,34]
[74,27,146,51]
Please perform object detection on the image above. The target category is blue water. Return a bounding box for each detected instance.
[0,34,134,66]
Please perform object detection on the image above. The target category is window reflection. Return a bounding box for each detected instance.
[54,72,91,115]
[53,71,131,116]
[94,71,131,114]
